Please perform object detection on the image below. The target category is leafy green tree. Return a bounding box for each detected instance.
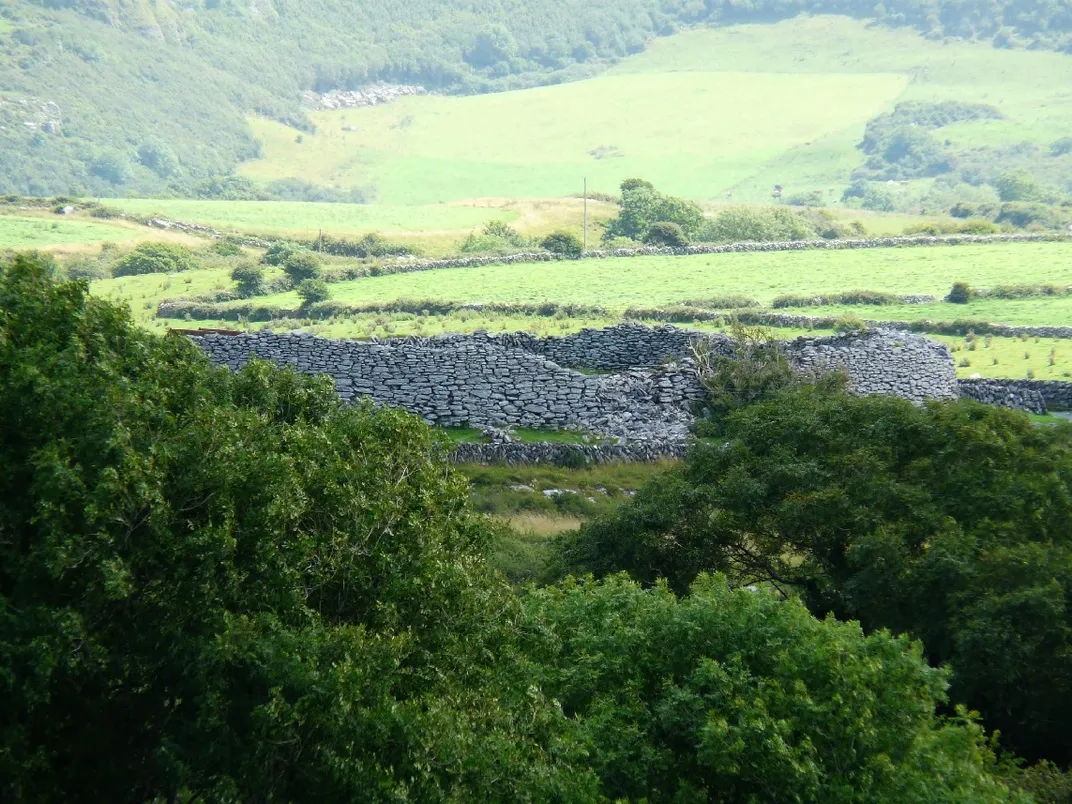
[283,251,321,284]
[0,254,596,801]
[111,242,195,276]
[541,229,584,257]
[557,384,1072,765]
[700,205,816,243]
[948,281,974,303]
[996,169,1046,202]
[297,277,331,306]
[231,262,264,296]
[603,179,704,242]
[522,574,1024,803]
[262,240,304,266]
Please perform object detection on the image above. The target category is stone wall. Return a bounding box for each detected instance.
[450,441,688,466]
[189,328,706,441]
[786,330,959,404]
[189,325,963,445]
[956,379,1048,414]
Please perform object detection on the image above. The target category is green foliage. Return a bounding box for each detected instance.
[904,219,1001,235]
[773,289,900,308]
[699,205,816,243]
[231,263,264,297]
[262,240,304,266]
[282,251,321,284]
[297,278,331,306]
[111,241,195,277]
[557,384,1072,765]
[1051,138,1072,157]
[522,574,1022,803]
[833,313,869,333]
[603,179,704,242]
[211,238,244,257]
[996,169,1048,202]
[644,220,689,247]
[541,229,584,257]
[692,318,802,422]
[996,202,1068,230]
[949,281,975,303]
[0,253,596,800]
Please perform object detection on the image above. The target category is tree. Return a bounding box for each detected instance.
[948,281,974,303]
[540,229,583,257]
[283,251,321,284]
[262,240,304,266]
[0,254,595,801]
[995,169,1045,202]
[231,263,264,296]
[556,383,1072,765]
[603,179,705,242]
[297,277,331,306]
[112,242,195,276]
[522,574,1024,803]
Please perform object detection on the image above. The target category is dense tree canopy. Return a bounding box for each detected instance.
[0,253,1032,801]
[557,383,1072,767]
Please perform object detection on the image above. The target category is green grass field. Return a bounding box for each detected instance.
[0,215,141,248]
[232,241,1072,313]
[238,16,1072,204]
[105,198,516,238]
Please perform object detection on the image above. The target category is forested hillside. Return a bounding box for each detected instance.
[2,0,1072,196]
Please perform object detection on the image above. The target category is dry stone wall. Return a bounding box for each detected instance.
[956,379,1048,414]
[189,325,965,448]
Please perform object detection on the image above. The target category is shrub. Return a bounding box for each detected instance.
[211,238,244,257]
[262,240,304,266]
[995,202,1067,230]
[231,263,265,297]
[63,257,110,281]
[88,205,122,219]
[948,281,974,303]
[297,278,331,306]
[903,219,1000,235]
[112,242,195,276]
[1051,137,1072,157]
[834,313,868,334]
[283,251,321,284]
[700,206,816,243]
[540,230,583,258]
[785,190,824,207]
[481,219,525,246]
[603,179,705,242]
[643,221,688,247]
[995,169,1046,202]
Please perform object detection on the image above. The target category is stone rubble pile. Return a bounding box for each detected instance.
[302,85,427,111]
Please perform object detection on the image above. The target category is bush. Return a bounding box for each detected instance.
[643,221,688,247]
[540,230,583,258]
[948,281,974,303]
[88,205,122,219]
[785,190,824,207]
[903,219,1000,235]
[950,201,999,219]
[700,205,816,243]
[297,278,331,306]
[995,169,1047,202]
[834,313,869,334]
[211,238,244,257]
[995,202,1067,230]
[481,219,525,246]
[1050,137,1072,157]
[283,251,321,284]
[112,242,196,276]
[63,257,110,281]
[262,240,304,266]
[231,263,265,297]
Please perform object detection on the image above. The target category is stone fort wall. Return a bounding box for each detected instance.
[189,324,964,441]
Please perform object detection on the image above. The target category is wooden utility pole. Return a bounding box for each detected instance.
[583,177,588,253]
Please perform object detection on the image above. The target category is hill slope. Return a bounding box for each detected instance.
[2,0,1072,197]
[241,17,1072,205]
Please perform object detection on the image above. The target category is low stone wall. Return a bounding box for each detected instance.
[449,441,688,466]
[957,379,1048,414]
[189,328,706,441]
[786,330,958,404]
[957,378,1072,412]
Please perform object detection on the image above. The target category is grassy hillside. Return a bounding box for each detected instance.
[4,1,1072,196]
[241,17,1072,204]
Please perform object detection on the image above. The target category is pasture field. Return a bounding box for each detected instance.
[0,214,141,249]
[231,241,1072,313]
[104,198,517,238]
[238,16,1072,204]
